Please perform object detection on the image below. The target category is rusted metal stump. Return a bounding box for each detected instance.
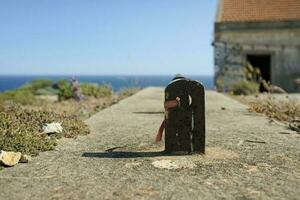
[164,76,205,154]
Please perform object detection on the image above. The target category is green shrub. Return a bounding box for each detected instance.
[57,80,72,101]
[229,80,259,95]
[81,83,112,98]
[0,105,90,155]
[20,79,53,94]
[0,79,55,105]
[0,90,38,105]
[35,87,59,96]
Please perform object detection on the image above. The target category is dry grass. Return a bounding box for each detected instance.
[248,96,300,122]
[233,94,300,133]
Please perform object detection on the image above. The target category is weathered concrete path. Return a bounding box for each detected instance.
[0,88,299,200]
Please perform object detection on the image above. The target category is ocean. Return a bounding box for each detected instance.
[0,75,214,92]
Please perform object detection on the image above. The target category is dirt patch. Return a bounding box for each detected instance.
[150,147,239,170]
[152,159,197,170]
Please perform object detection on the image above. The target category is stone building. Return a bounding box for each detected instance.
[214,0,300,92]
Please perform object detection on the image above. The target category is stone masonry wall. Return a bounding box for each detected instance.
[214,22,300,92]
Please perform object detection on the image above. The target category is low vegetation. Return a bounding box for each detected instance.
[81,83,112,98]
[0,79,136,105]
[0,79,55,105]
[21,79,54,94]
[0,79,139,157]
[0,90,38,105]
[228,62,261,95]
[229,80,259,95]
[0,105,89,155]
[248,96,300,123]
[57,80,73,101]
[234,94,300,133]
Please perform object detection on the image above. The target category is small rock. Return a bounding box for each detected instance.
[152,159,196,170]
[0,150,22,167]
[19,154,32,163]
[221,107,226,110]
[42,123,63,134]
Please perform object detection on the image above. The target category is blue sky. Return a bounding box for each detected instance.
[0,0,218,75]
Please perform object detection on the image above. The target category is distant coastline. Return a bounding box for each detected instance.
[0,75,214,92]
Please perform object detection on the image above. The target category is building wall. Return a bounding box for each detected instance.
[214,21,300,92]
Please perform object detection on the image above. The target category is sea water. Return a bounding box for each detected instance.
[0,75,214,92]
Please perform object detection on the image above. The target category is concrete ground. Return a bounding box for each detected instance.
[0,87,299,200]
